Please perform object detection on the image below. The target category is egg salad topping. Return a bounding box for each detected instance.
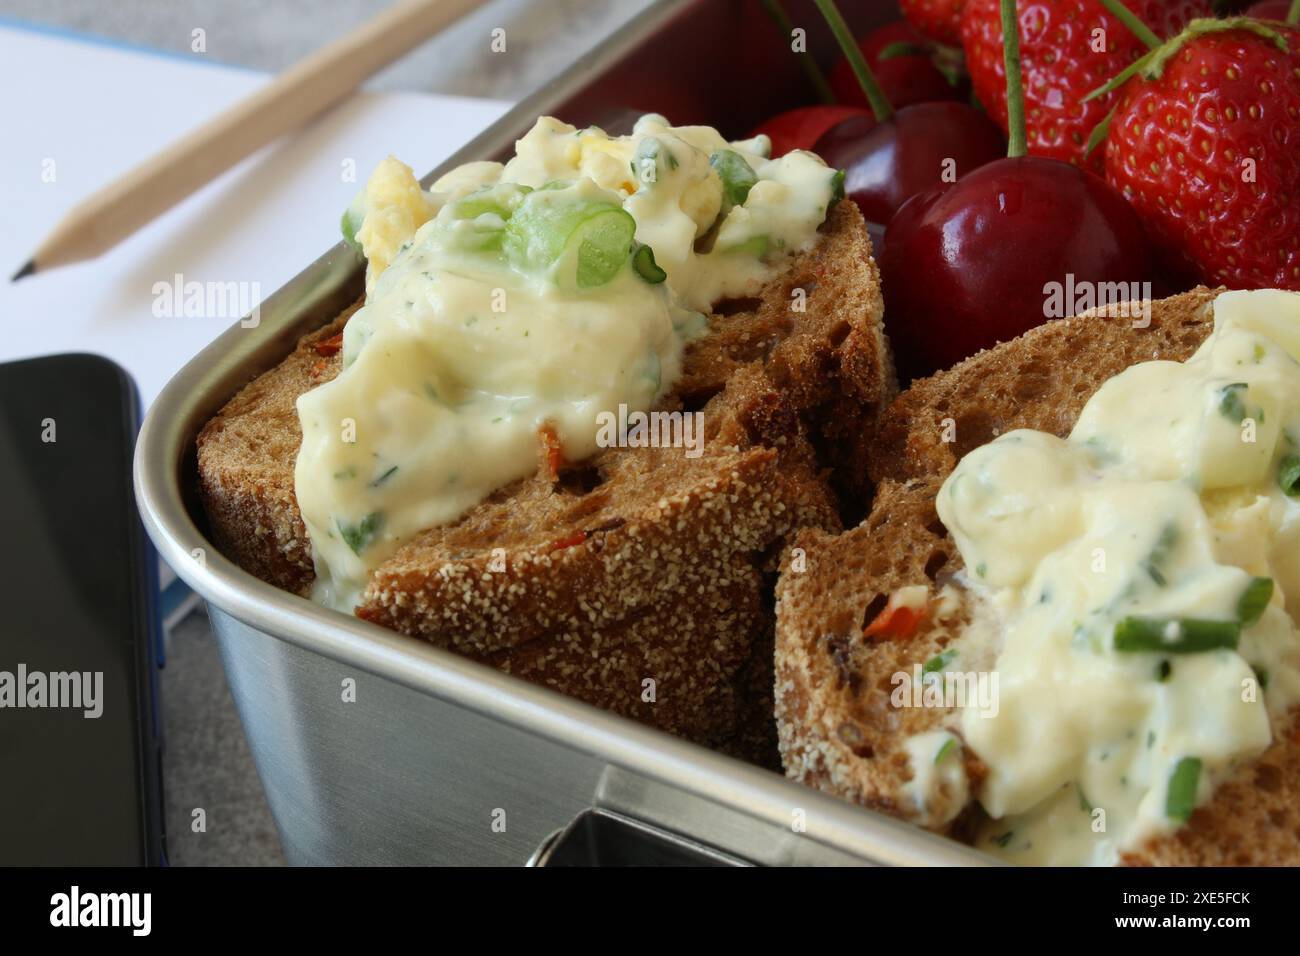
[931,289,1300,865]
[297,114,841,609]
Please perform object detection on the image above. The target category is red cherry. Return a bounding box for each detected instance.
[814,102,1005,225]
[1244,0,1291,17]
[749,105,872,158]
[880,157,1154,380]
[828,21,962,110]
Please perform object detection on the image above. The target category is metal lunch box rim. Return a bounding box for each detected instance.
[132,0,993,867]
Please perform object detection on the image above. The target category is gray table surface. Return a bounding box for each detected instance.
[1,0,656,866]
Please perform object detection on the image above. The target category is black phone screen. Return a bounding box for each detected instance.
[0,354,164,865]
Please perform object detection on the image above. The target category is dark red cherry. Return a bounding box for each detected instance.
[828,21,962,110]
[1244,0,1291,17]
[880,156,1154,380]
[749,105,872,158]
[814,102,1005,225]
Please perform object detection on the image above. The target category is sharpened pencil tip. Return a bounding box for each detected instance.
[11,260,35,282]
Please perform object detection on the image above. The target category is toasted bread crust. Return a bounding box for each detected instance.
[198,201,890,758]
[197,306,358,596]
[777,287,1300,863]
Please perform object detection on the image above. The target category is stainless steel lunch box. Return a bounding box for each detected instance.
[134,0,990,866]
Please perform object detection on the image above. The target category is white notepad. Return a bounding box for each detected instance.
[0,18,511,406]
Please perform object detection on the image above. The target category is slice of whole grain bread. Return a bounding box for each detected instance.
[198,200,891,761]
[777,286,1300,863]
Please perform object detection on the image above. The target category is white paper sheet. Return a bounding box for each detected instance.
[0,19,511,405]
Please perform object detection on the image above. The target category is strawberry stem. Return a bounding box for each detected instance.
[1000,0,1027,158]
[1289,0,1300,26]
[813,0,894,122]
[760,0,836,104]
[1097,0,1163,51]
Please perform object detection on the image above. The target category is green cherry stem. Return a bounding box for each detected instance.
[760,0,836,104]
[813,0,894,123]
[1000,0,1028,158]
[1289,0,1300,27]
[1097,0,1163,51]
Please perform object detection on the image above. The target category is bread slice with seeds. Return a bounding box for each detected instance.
[197,200,891,761]
[775,286,1300,862]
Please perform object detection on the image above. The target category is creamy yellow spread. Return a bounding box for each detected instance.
[296,114,841,609]
[921,289,1300,865]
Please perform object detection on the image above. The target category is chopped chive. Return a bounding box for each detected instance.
[1141,523,1178,587]
[1218,382,1250,423]
[992,831,1015,848]
[1165,756,1202,822]
[922,648,957,674]
[1114,616,1240,654]
[337,512,383,556]
[975,562,987,578]
[1147,730,1155,749]
[934,736,958,765]
[369,465,399,488]
[1279,454,1300,497]
[1255,666,1270,690]
[1156,659,1172,681]
[632,243,667,283]
[1077,784,1092,812]
[1237,577,1274,628]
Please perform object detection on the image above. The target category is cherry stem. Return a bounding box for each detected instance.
[813,0,894,123]
[1289,0,1300,26]
[1000,0,1027,158]
[760,0,836,104]
[1097,0,1162,50]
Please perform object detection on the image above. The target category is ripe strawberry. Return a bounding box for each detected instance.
[961,0,1213,169]
[901,0,969,45]
[1102,20,1300,289]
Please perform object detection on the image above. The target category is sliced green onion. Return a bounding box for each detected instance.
[1237,577,1274,628]
[341,207,364,254]
[1165,756,1202,822]
[452,186,528,222]
[710,149,759,208]
[830,168,846,204]
[503,194,637,289]
[934,736,958,765]
[337,512,383,556]
[719,234,770,258]
[1114,616,1240,654]
[632,244,667,283]
[1279,454,1300,496]
[922,648,957,674]
[573,211,637,288]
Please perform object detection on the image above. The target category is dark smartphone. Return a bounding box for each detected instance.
[0,354,165,865]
